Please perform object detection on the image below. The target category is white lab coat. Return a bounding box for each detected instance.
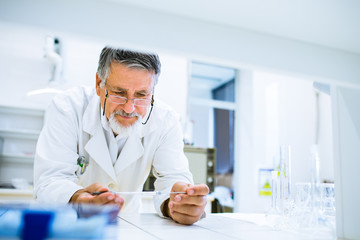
[33,86,193,216]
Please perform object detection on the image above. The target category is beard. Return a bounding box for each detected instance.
[108,110,143,137]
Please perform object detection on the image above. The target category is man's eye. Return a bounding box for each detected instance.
[136,92,149,98]
[114,92,125,96]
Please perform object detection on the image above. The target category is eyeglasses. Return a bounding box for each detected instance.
[105,88,152,107]
[102,87,154,125]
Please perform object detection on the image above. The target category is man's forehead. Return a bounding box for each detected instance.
[108,85,151,92]
[106,78,154,92]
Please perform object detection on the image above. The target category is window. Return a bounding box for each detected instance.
[188,62,237,175]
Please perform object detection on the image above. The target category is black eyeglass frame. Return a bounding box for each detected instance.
[102,88,154,125]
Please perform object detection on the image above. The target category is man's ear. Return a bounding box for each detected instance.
[96,73,102,96]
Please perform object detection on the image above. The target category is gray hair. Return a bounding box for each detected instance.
[97,46,161,88]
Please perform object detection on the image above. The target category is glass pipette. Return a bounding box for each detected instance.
[92,191,186,196]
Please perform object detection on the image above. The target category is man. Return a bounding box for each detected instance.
[34,47,209,225]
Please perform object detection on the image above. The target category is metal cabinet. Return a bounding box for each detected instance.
[184,146,216,192]
[143,146,216,192]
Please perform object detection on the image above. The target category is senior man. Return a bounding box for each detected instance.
[34,47,209,225]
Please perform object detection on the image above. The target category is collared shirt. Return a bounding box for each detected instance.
[100,109,127,165]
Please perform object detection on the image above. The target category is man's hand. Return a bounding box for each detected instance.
[165,182,209,225]
[69,183,124,211]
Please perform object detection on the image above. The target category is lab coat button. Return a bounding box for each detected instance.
[108,183,115,189]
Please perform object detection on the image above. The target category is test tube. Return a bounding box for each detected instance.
[270,170,279,214]
[278,145,292,215]
[310,145,320,211]
[279,145,291,199]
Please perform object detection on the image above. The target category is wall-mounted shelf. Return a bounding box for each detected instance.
[0,153,34,164]
[0,105,44,183]
[0,129,40,140]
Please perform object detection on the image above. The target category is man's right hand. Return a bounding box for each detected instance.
[69,183,124,211]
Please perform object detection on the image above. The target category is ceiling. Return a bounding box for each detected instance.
[106,0,360,54]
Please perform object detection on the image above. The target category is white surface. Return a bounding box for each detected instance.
[332,86,360,239]
[108,0,360,54]
[0,188,34,203]
[0,22,188,118]
[116,213,335,239]
[234,70,334,213]
[1,0,359,89]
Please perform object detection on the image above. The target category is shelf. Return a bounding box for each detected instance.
[0,106,43,183]
[0,105,44,117]
[0,128,40,140]
[0,153,34,164]
[0,188,33,196]
[0,188,34,203]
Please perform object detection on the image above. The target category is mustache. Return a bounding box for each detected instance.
[113,110,141,118]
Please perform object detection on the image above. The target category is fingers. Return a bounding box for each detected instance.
[72,183,124,210]
[170,211,201,225]
[168,182,209,225]
[169,200,205,217]
[186,184,209,196]
[91,192,124,207]
[171,182,191,193]
[84,182,109,194]
[168,198,206,225]
[171,182,210,196]
[172,194,207,206]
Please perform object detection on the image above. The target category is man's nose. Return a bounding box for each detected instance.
[122,99,135,113]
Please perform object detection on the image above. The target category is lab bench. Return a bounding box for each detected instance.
[0,208,335,240]
[113,213,335,239]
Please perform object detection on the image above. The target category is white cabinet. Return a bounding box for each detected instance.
[0,106,44,186]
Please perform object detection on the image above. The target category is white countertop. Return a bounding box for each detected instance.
[113,213,336,240]
[0,189,336,239]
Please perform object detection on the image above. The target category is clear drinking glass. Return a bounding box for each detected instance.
[293,182,312,228]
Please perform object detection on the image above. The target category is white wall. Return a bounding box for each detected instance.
[1,0,359,89]
[0,22,188,118]
[154,54,188,120]
[236,70,333,213]
[189,105,213,148]
[0,21,102,109]
[332,87,360,239]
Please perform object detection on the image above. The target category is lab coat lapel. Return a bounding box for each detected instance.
[114,134,144,173]
[83,94,117,183]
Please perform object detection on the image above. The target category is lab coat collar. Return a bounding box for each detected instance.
[83,92,118,182]
[138,102,160,138]
[83,91,100,136]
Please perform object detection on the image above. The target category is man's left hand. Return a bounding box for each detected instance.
[166,182,209,225]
